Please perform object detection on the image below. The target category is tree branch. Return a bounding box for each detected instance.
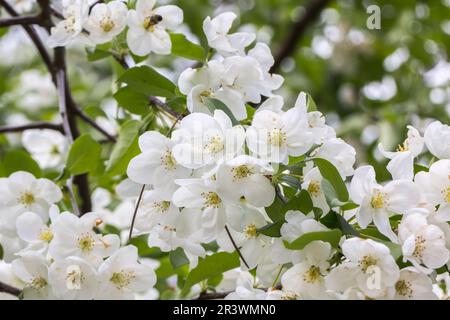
[55,47,92,214]
[0,122,63,134]
[0,281,21,297]
[73,108,117,142]
[0,14,41,27]
[224,225,250,269]
[195,291,232,300]
[0,0,55,83]
[128,184,146,242]
[270,0,332,73]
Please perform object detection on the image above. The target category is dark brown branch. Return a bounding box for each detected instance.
[74,108,117,142]
[0,14,41,27]
[195,291,232,300]
[128,184,146,242]
[149,96,183,119]
[0,0,55,82]
[0,281,21,297]
[55,47,92,214]
[271,0,332,73]
[0,122,63,134]
[224,225,250,269]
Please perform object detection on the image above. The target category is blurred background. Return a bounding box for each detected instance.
[1,0,450,182]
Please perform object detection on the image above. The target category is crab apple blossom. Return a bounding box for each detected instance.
[281,241,332,299]
[424,121,450,160]
[378,125,424,180]
[22,129,67,169]
[0,0,449,302]
[215,155,275,207]
[203,12,255,57]
[97,246,157,299]
[398,213,449,272]
[350,165,420,242]
[85,1,128,45]
[126,0,183,56]
[127,131,188,191]
[47,0,89,48]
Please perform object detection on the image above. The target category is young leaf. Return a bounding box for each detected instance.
[284,189,313,214]
[169,248,189,269]
[204,97,239,126]
[170,33,205,61]
[284,229,342,250]
[314,158,349,202]
[1,150,41,178]
[257,220,283,237]
[181,252,240,296]
[66,134,101,175]
[105,119,142,176]
[118,66,176,98]
[113,87,149,115]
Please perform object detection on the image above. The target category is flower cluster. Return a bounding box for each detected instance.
[0,1,449,301]
[48,0,183,56]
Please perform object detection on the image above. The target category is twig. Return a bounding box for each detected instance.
[149,96,183,119]
[0,14,41,27]
[0,0,55,83]
[0,281,21,297]
[224,225,250,269]
[74,108,117,142]
[195,291,232,300]
[271,0,332,73]
[65,178,80,216]
[128,184,146,242]
[0,122,63,134]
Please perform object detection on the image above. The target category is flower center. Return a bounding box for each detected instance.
[161,150,177,171]
[201,192,221,209]
[110,270,135,290]
[64,16,77,33]
[358,255,378,273]
[19,192,35,206]
[243,224,257,238]
[303,265,322,283]
[38,229,53,242]
[78,233,95,252]
[66,265,84,290]
[152,201,170,213]
[412,235,426,259]
[231,165,252,180]
[29,277,47,290]
[370,190,387,209]
[442,186,450,203]
[204,135,224,154]
[100,16,115,32]
[143,14,163,31]
[395,280,413,298]
[267,128,286,147]
[307,180,321,197]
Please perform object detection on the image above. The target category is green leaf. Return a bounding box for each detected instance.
[170,33,205,61]
[86,43,112,62]
[118,66,176,98]
[105,119,142,176]
[265,195,285,221]
[204,97,239,126]
[169,248,189,269]
[278,175,302,190]
[114,86,149,115]
[284,189,313,214]
[284,229,342,250]
[314,158,349,202]
[66,134,101,175]
[181,252,240,296]
[257,220,283,237]
[1,150,41,178]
